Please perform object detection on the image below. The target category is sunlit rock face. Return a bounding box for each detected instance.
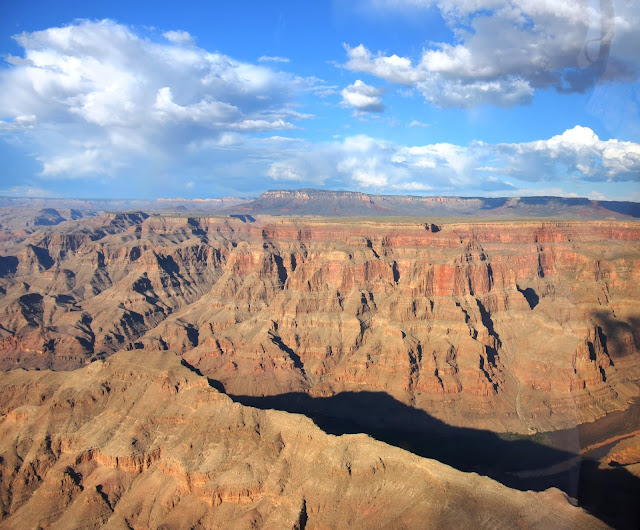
[1,213,639,433]
[0,349,607,529]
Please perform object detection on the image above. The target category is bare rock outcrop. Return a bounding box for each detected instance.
[0,215,639,433]
[0,349,606,529]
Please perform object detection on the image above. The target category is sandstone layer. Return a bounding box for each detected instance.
[0,214,639,434]
[0,349,606,529]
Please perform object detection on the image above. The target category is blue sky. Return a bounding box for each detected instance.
[0,0,639,200]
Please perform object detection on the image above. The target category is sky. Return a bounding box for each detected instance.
[0,0,639,201]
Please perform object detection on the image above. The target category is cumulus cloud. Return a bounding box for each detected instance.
[0,114,36,132]
[494,125,640,182]
[40,149,108,178]
[260,125,640,194]
[0,20,313,179]
[266,161,305,181]
[344,42,535,107]
[163,30,195,45]
[341,80,385,112]
[347,0,640,107]
[344,44,424,85]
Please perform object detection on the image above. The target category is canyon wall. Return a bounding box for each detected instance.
[0,349,606,528]
[1,213,639,433]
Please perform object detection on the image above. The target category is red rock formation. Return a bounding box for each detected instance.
[0,350,607,528]
[0,214,639,433]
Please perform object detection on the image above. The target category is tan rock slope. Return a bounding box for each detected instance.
[0,349,606,529]
[1,214,639,434]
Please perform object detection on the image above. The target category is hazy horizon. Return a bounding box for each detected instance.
[3,188,640,204]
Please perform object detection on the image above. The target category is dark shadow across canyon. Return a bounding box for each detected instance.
[227,389,640,529]
[592,310,640,360]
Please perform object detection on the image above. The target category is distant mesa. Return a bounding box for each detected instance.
[1,189,638,219]
[224,189,640,219]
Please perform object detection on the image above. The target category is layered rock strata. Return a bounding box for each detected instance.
[0,349,606,529]
[0,214,639,433]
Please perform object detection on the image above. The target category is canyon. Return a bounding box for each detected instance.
[0,349,607,529]
[1,211,639,433]
[0,197,639,527]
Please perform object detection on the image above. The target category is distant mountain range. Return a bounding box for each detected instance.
[0,195,251,212]
[2,189,639,219]
[228,190,640,219]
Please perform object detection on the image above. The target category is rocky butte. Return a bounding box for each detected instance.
[0,191,639,528]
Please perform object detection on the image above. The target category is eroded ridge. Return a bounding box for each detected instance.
[0,349,607,529]
[0,214,639,433]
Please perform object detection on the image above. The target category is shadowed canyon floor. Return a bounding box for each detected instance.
[1,208,639,527]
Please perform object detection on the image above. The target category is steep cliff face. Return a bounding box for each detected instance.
[0,349,607,529]
[1,214,639,433]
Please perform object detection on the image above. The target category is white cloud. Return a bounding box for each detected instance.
[341,80,385,112]
[0,114,36,132]
[495,125,640,182]
[337,156,389,187]
[258,55,291,63]
[345,44,424,85]
[163,30,195,45]
[266,162,305,181]
[347,1,640,107]
[231,118,297,131]
[40,150,100,177]
[39,147,125,178]
[417,76,534,108]
[258,125,640,194]
[0,20,313,178]
[153,86,241,124]
[409,120,428,127]
[344,43,535,108]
